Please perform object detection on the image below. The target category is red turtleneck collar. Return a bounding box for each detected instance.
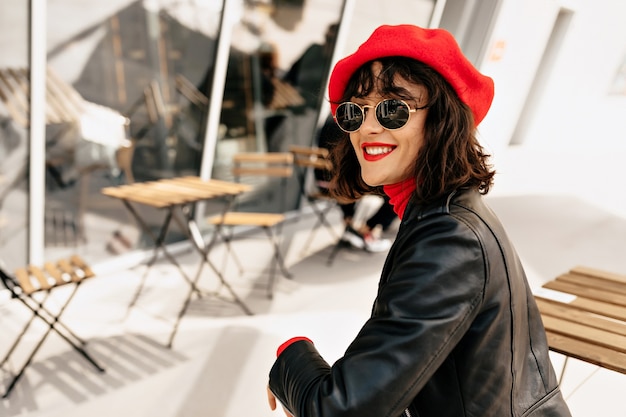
[383,178,416,220]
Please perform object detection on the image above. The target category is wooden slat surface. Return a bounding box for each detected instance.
[535,267,626,375]
[171,176,251,194]
[555,272,626,296]
[233,152,293,164]
[570,265,626,285]
[0,67,85,127]
[545,332,626,375]
[232,152,294,178]
[208,212,285,227]
[233,167,293,178]
[289,145,333,171]
[14,268,38,294]
[536,298,626,337]
[543,279,626,306]
[11,255,94,295]
[102,176,251,208]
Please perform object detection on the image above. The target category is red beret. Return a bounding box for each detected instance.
[328,24,494,126]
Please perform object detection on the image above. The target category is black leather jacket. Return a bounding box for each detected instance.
[269,189,572,417]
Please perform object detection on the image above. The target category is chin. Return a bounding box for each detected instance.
[362,175,385,187]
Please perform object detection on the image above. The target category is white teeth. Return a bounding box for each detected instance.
[365,146,393,155]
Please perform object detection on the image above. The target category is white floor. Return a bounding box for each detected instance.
[1,143,626,417]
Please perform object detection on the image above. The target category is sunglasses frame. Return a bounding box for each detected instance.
[334,99,428,133]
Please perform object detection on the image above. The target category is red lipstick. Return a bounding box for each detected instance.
[361,142,396,162]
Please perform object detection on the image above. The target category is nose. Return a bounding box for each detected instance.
[360,105,383,133]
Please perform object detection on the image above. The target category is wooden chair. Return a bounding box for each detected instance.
[289,145,342,257]
[0,255,105,398]
[207,152,294,299]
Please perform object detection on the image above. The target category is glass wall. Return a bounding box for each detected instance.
[0,0,30,270]
[0,0,437,267]
[341,0,435,54]
[43,0,223,260]
[212,0,345,213]
[40,0,346,262]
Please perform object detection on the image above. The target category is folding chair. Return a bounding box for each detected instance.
[289,145,342,256]
[207,152,294,299]
[0,255,105,398]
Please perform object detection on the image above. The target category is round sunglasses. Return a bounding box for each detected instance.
[334,99,428,133]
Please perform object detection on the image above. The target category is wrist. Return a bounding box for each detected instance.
[276,336,313,357]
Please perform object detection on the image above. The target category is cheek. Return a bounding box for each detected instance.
[349,135,360,154]
[401,127,425,157]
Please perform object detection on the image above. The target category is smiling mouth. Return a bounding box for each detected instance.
[364,146,394,155]
[362,145,396,161]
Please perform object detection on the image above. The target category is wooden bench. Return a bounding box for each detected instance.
[0,255,105,397]
[534,266,626,381]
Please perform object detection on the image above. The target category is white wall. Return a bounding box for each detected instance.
[476,0,561,154]
[477,0,626,155]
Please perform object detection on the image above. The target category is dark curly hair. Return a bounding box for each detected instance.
[328,56,495,206]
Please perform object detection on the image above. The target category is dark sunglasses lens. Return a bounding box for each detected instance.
[336,103,363,132]
[376,99,410,129]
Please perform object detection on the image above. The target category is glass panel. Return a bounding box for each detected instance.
[343,0,436,54]
[212,0,345,214]
[44,0,223,260]
[0,0,29,270]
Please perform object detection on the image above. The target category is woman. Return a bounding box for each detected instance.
[267,24,572,417]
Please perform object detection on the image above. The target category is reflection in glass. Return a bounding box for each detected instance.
[213,0,344,215]
[44,0,222,260]
[0,0,29,270]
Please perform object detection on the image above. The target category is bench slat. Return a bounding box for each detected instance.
[541,314,626,354]
[543,279,626,307]
[535,290,626,322]
[545,332,626,375]
[536,298,626,337]
[570,265,626,285]
[557,272,626,296]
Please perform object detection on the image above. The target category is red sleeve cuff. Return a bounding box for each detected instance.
[276,336,313,357]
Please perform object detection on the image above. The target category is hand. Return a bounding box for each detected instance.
[267,385,294,417]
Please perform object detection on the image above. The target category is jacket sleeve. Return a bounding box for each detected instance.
[269,214,488,417]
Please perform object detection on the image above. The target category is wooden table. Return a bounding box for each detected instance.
[534,266,626,381]
[102,176,253,347]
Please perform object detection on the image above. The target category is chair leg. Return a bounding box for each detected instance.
[263,225,292,299]
[326,228,351,266]
[1,326,56,399]
[299,199,339,255]
[19,290,104,371]
[310,199,339,239]
[165,281,197,348]
[2,293,105,398]
[219,227,245,276]
[0,292,54,369]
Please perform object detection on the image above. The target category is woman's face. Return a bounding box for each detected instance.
[349,62,428,186]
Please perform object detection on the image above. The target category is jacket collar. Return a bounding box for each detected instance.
[402,189,463,222]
